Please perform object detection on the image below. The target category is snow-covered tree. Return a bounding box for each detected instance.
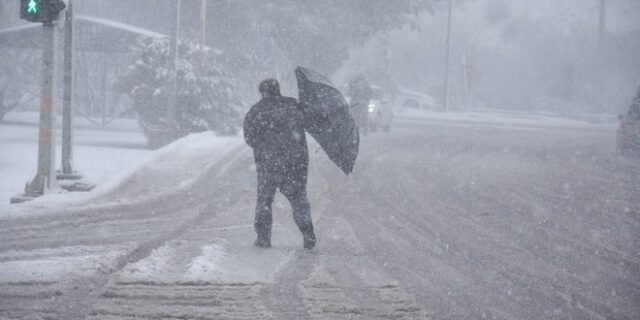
[116,37,240,148]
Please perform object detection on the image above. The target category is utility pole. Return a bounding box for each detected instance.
[443,0,453,111]
[462,53,469,111]
[199,0,207,66]
[598,0,606,47]
[384,36,390,94]
[168,0,181,123]
[60,0,75,177]
[597,0,607,112]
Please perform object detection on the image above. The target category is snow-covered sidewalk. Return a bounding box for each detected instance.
[0,114,246,310]
[0,122,249,319]
[0,111,243,217]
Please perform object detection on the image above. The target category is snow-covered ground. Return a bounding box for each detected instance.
[1,109,637,319]
[394,107,617,129]
[1,108,614,213]
[0,111,242,216]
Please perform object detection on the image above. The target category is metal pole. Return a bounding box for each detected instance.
[462,54,469,111]
[599,0,606,46]
[443,0,453,111]
[597,0,607,112]
[101,54,107,126]
[384,38,390,93]
[61,0,74,175]
[168,0,181,123]
[27,21,58,195]
[199,0,207,66]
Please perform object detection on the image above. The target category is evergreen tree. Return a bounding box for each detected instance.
[116,37,240,148]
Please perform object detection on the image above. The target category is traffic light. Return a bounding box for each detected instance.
[45,0,66,22]
[20,0,43,22]
[20,0,66,23]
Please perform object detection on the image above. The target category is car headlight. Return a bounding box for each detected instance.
[368,104,376,113]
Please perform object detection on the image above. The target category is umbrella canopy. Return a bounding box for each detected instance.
[295,66,359,175]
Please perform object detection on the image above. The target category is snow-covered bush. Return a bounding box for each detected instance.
[116,37,240,148]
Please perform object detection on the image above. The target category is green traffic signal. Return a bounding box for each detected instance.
[27,0,39,15]
[20,0,65,23]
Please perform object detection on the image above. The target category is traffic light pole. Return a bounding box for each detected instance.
[61,0,74,176]
[12,0,72,203]
[26,21,58,196]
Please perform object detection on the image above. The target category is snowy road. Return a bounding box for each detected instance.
[1,122,639,319]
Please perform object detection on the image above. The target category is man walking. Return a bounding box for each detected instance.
[243,79,316,249]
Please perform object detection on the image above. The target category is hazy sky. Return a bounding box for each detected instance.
[497,0,640,33]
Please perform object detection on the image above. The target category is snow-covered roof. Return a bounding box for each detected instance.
[0,16,167,52]
[75,16,166,39]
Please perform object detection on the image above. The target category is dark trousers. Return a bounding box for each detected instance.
[254,168,313,241]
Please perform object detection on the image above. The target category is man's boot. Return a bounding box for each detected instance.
[254,229,271,248]
[303,233,316,250]
[254,239,271,248]
[301,225,316,250]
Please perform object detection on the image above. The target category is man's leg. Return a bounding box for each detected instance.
[281,182,315,249]
[255,172,277,248]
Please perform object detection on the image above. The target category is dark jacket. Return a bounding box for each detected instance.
[244,96,309,179]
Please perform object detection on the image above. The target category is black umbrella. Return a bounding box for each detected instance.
[295,66,359,175]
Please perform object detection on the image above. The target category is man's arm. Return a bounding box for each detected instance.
[243,107,260,148]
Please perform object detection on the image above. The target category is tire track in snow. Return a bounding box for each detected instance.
[0,146,252,319]
[339,126,640,319]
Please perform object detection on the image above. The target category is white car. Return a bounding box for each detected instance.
[394,88,440,111]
